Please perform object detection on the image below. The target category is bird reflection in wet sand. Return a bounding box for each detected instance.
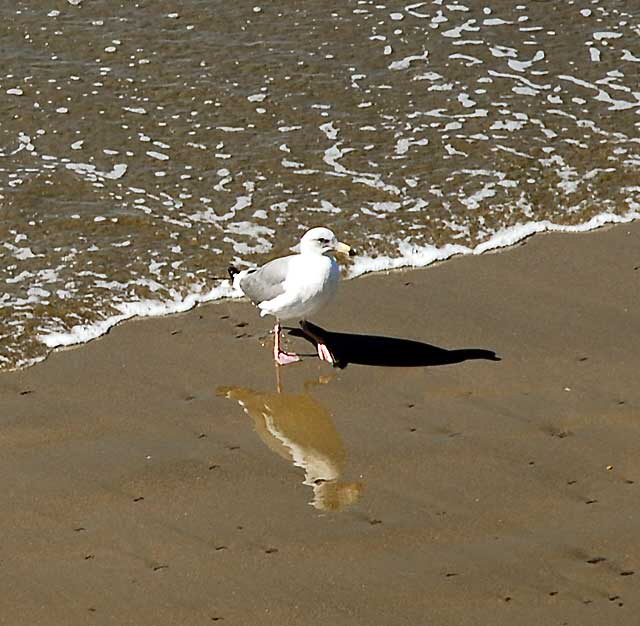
[217,373,362,512]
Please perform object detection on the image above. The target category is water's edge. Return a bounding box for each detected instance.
[8,211,635,374]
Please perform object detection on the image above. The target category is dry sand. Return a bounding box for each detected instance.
[1,222,639,625]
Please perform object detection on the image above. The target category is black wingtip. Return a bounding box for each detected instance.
[227,265,240,280]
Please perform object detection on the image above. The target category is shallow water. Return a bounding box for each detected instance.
[2,0,640,370]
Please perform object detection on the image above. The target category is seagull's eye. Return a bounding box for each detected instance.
[317,238,329,244]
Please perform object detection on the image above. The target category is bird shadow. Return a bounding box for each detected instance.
[287,321,500,369]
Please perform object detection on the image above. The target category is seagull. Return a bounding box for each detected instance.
[228,227,354,366]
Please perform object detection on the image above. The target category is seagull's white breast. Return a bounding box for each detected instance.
[258,253,340,320]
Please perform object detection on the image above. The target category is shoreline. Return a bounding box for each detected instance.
[24,210,640,372]
[2,220,639,625]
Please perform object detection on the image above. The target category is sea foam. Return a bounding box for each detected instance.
[348,210,640,278]
[38,281,237,350]
[37,211,640,355]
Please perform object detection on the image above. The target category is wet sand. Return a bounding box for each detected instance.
[1,222,639,625]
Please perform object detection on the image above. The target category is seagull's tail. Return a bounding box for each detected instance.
[228,264,245,291]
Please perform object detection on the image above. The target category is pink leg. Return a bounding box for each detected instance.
[273,322,300,366]
[317,342,334,364]
[299,321,335,365]
[300,320,336,365]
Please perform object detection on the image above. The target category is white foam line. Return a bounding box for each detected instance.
[38,281,237,349]
[348,211,640,278]
[473,212,640,253]
[35,212,640,358]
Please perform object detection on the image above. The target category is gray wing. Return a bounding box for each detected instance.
[239,255,293,304]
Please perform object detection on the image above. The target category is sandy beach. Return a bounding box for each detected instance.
[1,222,639,626]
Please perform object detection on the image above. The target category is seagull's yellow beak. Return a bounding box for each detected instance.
[335,241,355,257]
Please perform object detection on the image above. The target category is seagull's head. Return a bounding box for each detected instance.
[299,227,354,258]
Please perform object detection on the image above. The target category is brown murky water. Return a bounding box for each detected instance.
[1,0,640,370]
